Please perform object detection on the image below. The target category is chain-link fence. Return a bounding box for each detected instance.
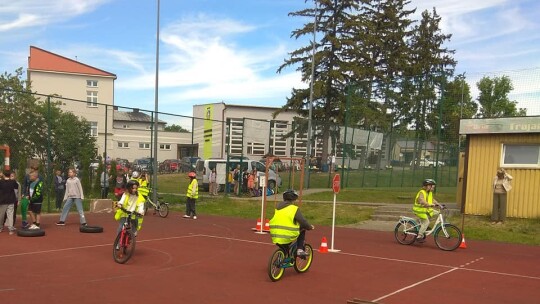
[1,68,539,203]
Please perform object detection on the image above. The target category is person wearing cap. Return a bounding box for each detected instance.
[492,168,513,225]
[412,179,441,243]
[183,172,199,219]
[269,189,314,256]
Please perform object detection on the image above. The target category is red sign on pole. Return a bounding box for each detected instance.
[332,174,340,194]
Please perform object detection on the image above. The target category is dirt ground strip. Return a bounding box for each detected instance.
[1,212,539,304]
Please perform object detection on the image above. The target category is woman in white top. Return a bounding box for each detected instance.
[56,168,87,226]
[492,168,513,225]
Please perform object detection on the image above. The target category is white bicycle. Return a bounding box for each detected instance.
[394,204,462,251]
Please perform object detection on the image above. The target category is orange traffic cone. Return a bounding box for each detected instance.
[263,219,270,232]
[459,234,467,249]
[319,237,328,253]
[251,218,262,231]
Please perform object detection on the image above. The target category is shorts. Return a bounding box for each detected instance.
[29,202,42,214]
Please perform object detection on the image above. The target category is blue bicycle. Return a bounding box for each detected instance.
[267,239,314,282]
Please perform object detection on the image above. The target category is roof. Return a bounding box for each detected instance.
[28,46,116,78]
[114,110,166,124]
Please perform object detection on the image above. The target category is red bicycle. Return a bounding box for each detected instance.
[113,208,141,264]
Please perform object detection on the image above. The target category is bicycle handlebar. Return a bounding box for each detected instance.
[118,207,143,218]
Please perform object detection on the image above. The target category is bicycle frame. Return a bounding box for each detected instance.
[399,208,451,237]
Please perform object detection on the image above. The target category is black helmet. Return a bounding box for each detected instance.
[422,179,437,186]
[126,179,139,190]
[283,189,299,201]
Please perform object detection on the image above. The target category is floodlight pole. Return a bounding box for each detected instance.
[152,0,160,203]
[305,1,317,189]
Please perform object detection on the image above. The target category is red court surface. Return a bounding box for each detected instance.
[1,212,539,304]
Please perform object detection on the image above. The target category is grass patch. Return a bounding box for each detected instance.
[302,187,457,204]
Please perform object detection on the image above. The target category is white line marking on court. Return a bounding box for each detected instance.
[0,235,197,259]
[372,268,459,302]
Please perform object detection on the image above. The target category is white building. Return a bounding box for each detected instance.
[27,46,192,162]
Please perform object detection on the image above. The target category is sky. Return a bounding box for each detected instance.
[1,0,540,121]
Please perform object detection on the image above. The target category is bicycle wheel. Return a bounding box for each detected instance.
[434,224,462,251]
[113,229,136,264]
[157,202,169,218]
[293,243,313,273]
[268,249,286,282]
[394,220,418,245]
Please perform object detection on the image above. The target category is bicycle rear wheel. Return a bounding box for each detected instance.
[268,249,286,282]
[394,220,418,245]
[113,229,136,264]
[157,202,169,218]
[293,243,313,273]
[434,223,462,251]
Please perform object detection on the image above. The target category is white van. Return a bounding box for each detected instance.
[195,158,281,192]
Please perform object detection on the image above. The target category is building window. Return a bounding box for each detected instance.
[247,142,265,156]
[118,142,129,148]
[89,121,98,137]
[139,142,150,149]
[122,124,129,129]
[502,144,540,168]
[160,144,171,150]
[87,80,98,87]
[87,91,98,107]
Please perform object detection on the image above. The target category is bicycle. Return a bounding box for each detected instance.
[144,190,169,218]
[267,239,314,282]
[113,208,141,264]
[394,204,462,251]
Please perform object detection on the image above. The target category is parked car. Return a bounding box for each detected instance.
[160,159,180,173]
[180,157,201,172]
[410,158,445,167]
[133,158,153,173]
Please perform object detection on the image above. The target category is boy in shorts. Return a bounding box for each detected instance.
[28,171,43,229]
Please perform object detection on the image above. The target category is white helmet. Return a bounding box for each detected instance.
[131,171,140,178]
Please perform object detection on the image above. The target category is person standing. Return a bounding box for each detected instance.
[114,169,128,200]
[54,169,65,210]
[10,171,21,227]
[100,168,110,199]
[492,168,513,225]
[0,170,19,235]
[56,168,87,226]
[412,179,440,243]
[183,172,199,219]
[27,171,43,230]
[209,168,218,196]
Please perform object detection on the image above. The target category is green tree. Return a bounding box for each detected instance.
[476,75,526,118]
[164,124,189,133]
[276,0,361,162]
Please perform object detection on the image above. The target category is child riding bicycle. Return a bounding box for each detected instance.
[269,189,314,256]
[115,180,145,236]
[413,179,441,243]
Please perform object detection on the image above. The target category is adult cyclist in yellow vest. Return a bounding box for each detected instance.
[183,172,199,219]
[269,189,314,256]
[413,179,441,243]
[115,180,145,236]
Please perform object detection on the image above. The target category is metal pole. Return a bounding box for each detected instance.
[152,0,160,203]
[305,1,317,189]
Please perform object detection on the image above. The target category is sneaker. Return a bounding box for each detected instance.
[56,221,66,226]
[183,215,190,218]
[416,235,426,243]
[193,216,197,220]
[28,224,40,230]
[81,223,88,227]
[9,228,16,235]
[21,221,28,229]
[296,249,308,256]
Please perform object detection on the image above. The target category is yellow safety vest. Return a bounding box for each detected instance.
[138,179,150,197]
[269,205,300,244]
[114,192,145,230]
[187,179,198,199]
[413,189,433,220]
